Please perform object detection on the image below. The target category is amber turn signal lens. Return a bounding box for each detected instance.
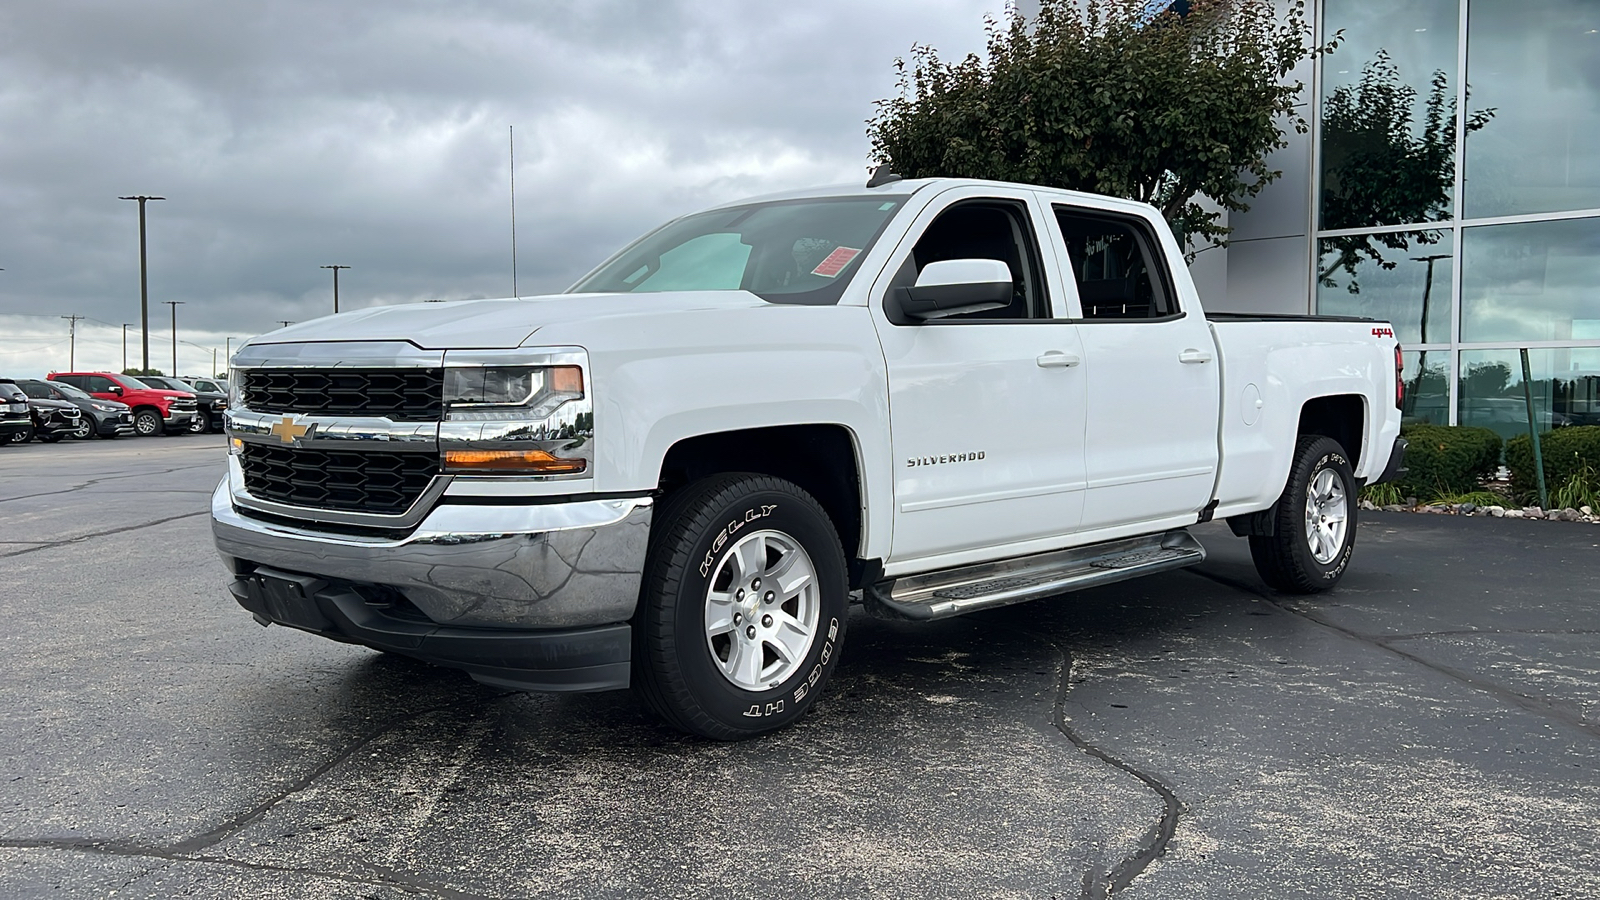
[549,366,583,394]
[443,448,587,474]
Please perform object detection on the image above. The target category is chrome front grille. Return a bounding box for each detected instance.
[242,369,444,421]
[238,443,438,515]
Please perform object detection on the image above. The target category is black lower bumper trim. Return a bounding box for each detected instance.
[230,567,630,692]
[1370,436,1409,486]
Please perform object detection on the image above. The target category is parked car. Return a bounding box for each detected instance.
[0,378,33,444]
[22,393,84,443]
[182,376,229,396]
[141,375,227,433]
[16,379,134,439]
[48,372,197,436]
[214,175,1407,739]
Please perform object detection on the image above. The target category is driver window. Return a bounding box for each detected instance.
[907,200,1047,320]
[87,376,117,393]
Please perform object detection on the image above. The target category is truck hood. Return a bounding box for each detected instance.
[249,292,771,350]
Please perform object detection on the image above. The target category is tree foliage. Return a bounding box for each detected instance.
[1318,52,1495,290]
[867,0,1323,250]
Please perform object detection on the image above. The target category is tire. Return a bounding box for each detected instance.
[10,426,34,444]
[190,412,211,434]
[1249,435,1358,594]
[133,410,162,437]
[72,419,94,440]
[39,433,62,443]
[634,474,849,740]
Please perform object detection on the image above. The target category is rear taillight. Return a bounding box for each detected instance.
[1395,344,1405,409]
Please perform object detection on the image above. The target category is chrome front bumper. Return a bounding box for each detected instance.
[211,478,653,629]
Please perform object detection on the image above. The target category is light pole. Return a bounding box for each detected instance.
[118,195,165,373]
[225,336,233,376]
[320,264,350,313]
[277,320,294,329]
[163,300,185,375]
[121,324,132,372]
[60,315,84,370]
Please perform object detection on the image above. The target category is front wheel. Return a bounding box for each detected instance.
[9,427,33,444]
[133,410,162,437]
[634,474,849,740]
[72,419,94,440]
[1249,435,1357,594]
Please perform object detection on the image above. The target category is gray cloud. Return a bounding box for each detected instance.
[0,0,1000,376]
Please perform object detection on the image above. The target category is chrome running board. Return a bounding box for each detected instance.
[865,530,1205,621]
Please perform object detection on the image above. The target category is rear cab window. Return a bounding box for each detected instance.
[1051,206,1181,321]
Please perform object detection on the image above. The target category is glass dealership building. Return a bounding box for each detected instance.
[1201,0,1600,441]
[1025,0,1600,440]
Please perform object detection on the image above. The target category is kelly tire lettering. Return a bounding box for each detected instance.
[633,473,849,740]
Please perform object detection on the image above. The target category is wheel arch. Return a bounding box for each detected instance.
[1296,393,1367,472]
[655,424,873,586]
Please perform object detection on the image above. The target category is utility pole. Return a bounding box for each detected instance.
[60,315,85,370]
[320,264,350,313]
[121,324,132,372]
[118,195,165,373]
[163,300,185,375]
[509,124,518,297]
[277,321,294,329]
[225,336,233,375]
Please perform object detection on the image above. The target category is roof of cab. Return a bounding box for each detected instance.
[699,176,1162,220]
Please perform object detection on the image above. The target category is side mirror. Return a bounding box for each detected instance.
[109,385,123,395]
[891,259,1013,322]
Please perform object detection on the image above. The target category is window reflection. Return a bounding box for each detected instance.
[1460,216,1600,343]
[1317,230,1450,345]
[1459,348,1600,442]
[1463,0,1600,218]
[1402,350,1450,425]
[1319,0,1467,230]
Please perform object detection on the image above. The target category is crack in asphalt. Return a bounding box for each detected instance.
[0,511,209,559]
[1185,568,1600,740]
[988,622,1182,899]
[0,461,213,505]
[0,698,510,899]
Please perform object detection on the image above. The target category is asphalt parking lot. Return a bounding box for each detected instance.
[1,437,1597,899]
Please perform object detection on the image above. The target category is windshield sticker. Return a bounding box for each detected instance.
[811,246,861,278]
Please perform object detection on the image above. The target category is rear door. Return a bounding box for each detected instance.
[1043,202,1220,532]
[870,186,1089,567]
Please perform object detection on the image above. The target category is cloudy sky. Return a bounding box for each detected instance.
[0,0,1005,377]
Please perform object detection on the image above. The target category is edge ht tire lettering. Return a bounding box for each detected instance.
[634,474,849,740]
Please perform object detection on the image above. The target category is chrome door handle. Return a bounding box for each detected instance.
[1036,351,1081,368]
[1178,348,1214,364]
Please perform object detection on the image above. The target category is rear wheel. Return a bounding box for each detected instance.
[634,474,849,740]
[1249,436,1357,594]
[133,410,162,437]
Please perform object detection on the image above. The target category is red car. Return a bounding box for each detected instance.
[48,371,198,436]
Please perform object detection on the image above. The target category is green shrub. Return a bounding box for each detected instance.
[1506,425,1600,505]
[1393,424,1502,500]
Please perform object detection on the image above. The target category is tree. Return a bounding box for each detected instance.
[867,0,1324,251]
[1317,52,1495,291]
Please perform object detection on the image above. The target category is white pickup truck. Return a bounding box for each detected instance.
[213,175,1407,739]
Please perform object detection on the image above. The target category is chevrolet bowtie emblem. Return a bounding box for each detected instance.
[268,415,312,445]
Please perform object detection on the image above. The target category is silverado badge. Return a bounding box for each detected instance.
[268,415,312,445]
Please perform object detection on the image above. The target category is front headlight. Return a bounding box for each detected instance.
[92,403,120,412]
[439,356,593,477]
[442,366,583,421]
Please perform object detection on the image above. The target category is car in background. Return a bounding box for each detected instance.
[142,375,227,433]
[16,379,134,439]
[48,372,197,436]
[0,378,32,445]
[21,392,83,443]
[183,376,229,396]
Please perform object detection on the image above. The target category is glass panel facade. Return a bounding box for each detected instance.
[1317,230,1452,345]
[1459,216,1600,343]
[1458,348,1600,442]
[1319,0,1461,230]
[1462,0,1600,219]
[1402,350,1451,425]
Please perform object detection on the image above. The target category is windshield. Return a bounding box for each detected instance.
[568,197,904,305]
[47,382,91,400]
[119,376,152,390]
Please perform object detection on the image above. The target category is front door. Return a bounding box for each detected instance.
[870,187,1089,568]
